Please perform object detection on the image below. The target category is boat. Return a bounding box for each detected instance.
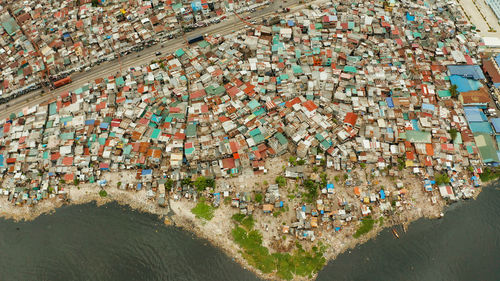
[392,228,400,239]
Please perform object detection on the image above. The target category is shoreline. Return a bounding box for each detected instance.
[0,175,492,280]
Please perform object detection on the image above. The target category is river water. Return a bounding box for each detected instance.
[0,185,498,281]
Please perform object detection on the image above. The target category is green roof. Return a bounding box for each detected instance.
[249,128,261,137]
[175,48,185,57]
[405,130,431,143]
[474,133,499,163]
[438,90,451,98]
[275,133,288,145]
[343,66,357,73]
[186,123,197,138]
[151,128,161,139]
[248,99,260,110]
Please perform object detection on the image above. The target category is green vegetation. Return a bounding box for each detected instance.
[91,0,99,7]
[449,84,458,99]
[254,193,263,204]
[224,197,232,205]
[194,176,215,192]
[449,128,458,141]
[378,217,384,226]
[360,162,366,169]
[275,176,287,187]
[191,199,215,220]
[334,175,340,182]
[231,215,326,279]
[353,216,375,238]
[297,159,306,165]
[319,172,327,187]
[165,178,173,191]
[303,179,318,203]
[289,156,297,166]
[479,167,500,182]
[343,173,349,180]
[73,179,80,186]
[182,178,192,186]
[99,190,107,197]
[435,173,450,186]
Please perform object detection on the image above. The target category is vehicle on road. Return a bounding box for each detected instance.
[188,35,204,44]
[155,51,162,56]
[283,7,290,12]
[53,77,72,88]
[246,16,251,19]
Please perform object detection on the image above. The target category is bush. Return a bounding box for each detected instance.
[435,173,450,186]
[99,190,107,197]
[289,156,297,166]
[275,176,287,187]
[297,159,306,165]
[255,193,263,203]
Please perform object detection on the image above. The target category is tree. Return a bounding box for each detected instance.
[334,175,340,182]
[255,193,263,203]
[435,173,450,186]
[165,179,174,191]
[303,179,318,202]
[449,128,458,141]
[194,176,208,192]
[360,163,366,169]
[449,84,459,99]
[297,159,306,165]
[182,178,192,186]
[91,0,99,7]
[289,156,297,166]
[275,176,287,187]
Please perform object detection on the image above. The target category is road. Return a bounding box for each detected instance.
[0,0,321,120]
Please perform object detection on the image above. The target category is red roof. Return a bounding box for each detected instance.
[62,157,73,166]
[302,100,318,112]
[343,112,358,127]
[222,157,236,169]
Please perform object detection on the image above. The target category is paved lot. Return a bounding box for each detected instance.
[457,0,500,36]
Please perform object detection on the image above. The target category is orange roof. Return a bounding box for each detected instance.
[302,100,318,112]
[354,187,361,196]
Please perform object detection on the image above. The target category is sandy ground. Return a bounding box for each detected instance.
[0,162,473,281]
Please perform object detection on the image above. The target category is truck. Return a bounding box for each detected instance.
[53,77,72,88]
[187,35,204,44]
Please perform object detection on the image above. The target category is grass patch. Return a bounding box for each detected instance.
[353,216,375,238]
[191,199,215,220]
[231,216,326,279]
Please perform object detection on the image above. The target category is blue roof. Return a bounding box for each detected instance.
[449,75,482,93]
[491,118,500,133]
[100,122,109,129]
[386,97,394,108]
[327,183,334,189]
[495,54,500,67]
[464,107,487,122]
[85,119,95,125]
[447,65,485,80]
[421,103,435,111]
[287,20,295,27]
[142,169,152,175]
[469,122,493,134]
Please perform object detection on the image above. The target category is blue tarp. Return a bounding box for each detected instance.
[142,169,152,175]
[327,183,334,190]
[406,12,415,21]
[287,20,295,27]
[85,119,95,125]
[100,122,109,129]
[379,189,386,200]
[449,75,482,93]
[447,65,485,80]
[0,155,3,167]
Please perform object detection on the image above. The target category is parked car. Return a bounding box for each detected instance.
[155,51,162,56]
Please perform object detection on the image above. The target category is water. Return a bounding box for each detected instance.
[0,186,498,281]
[317,185,500,281]
[0,203,259,281]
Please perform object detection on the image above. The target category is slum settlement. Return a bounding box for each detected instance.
[1,0,500,279]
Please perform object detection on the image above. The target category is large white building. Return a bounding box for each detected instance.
[486,0,500,22]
